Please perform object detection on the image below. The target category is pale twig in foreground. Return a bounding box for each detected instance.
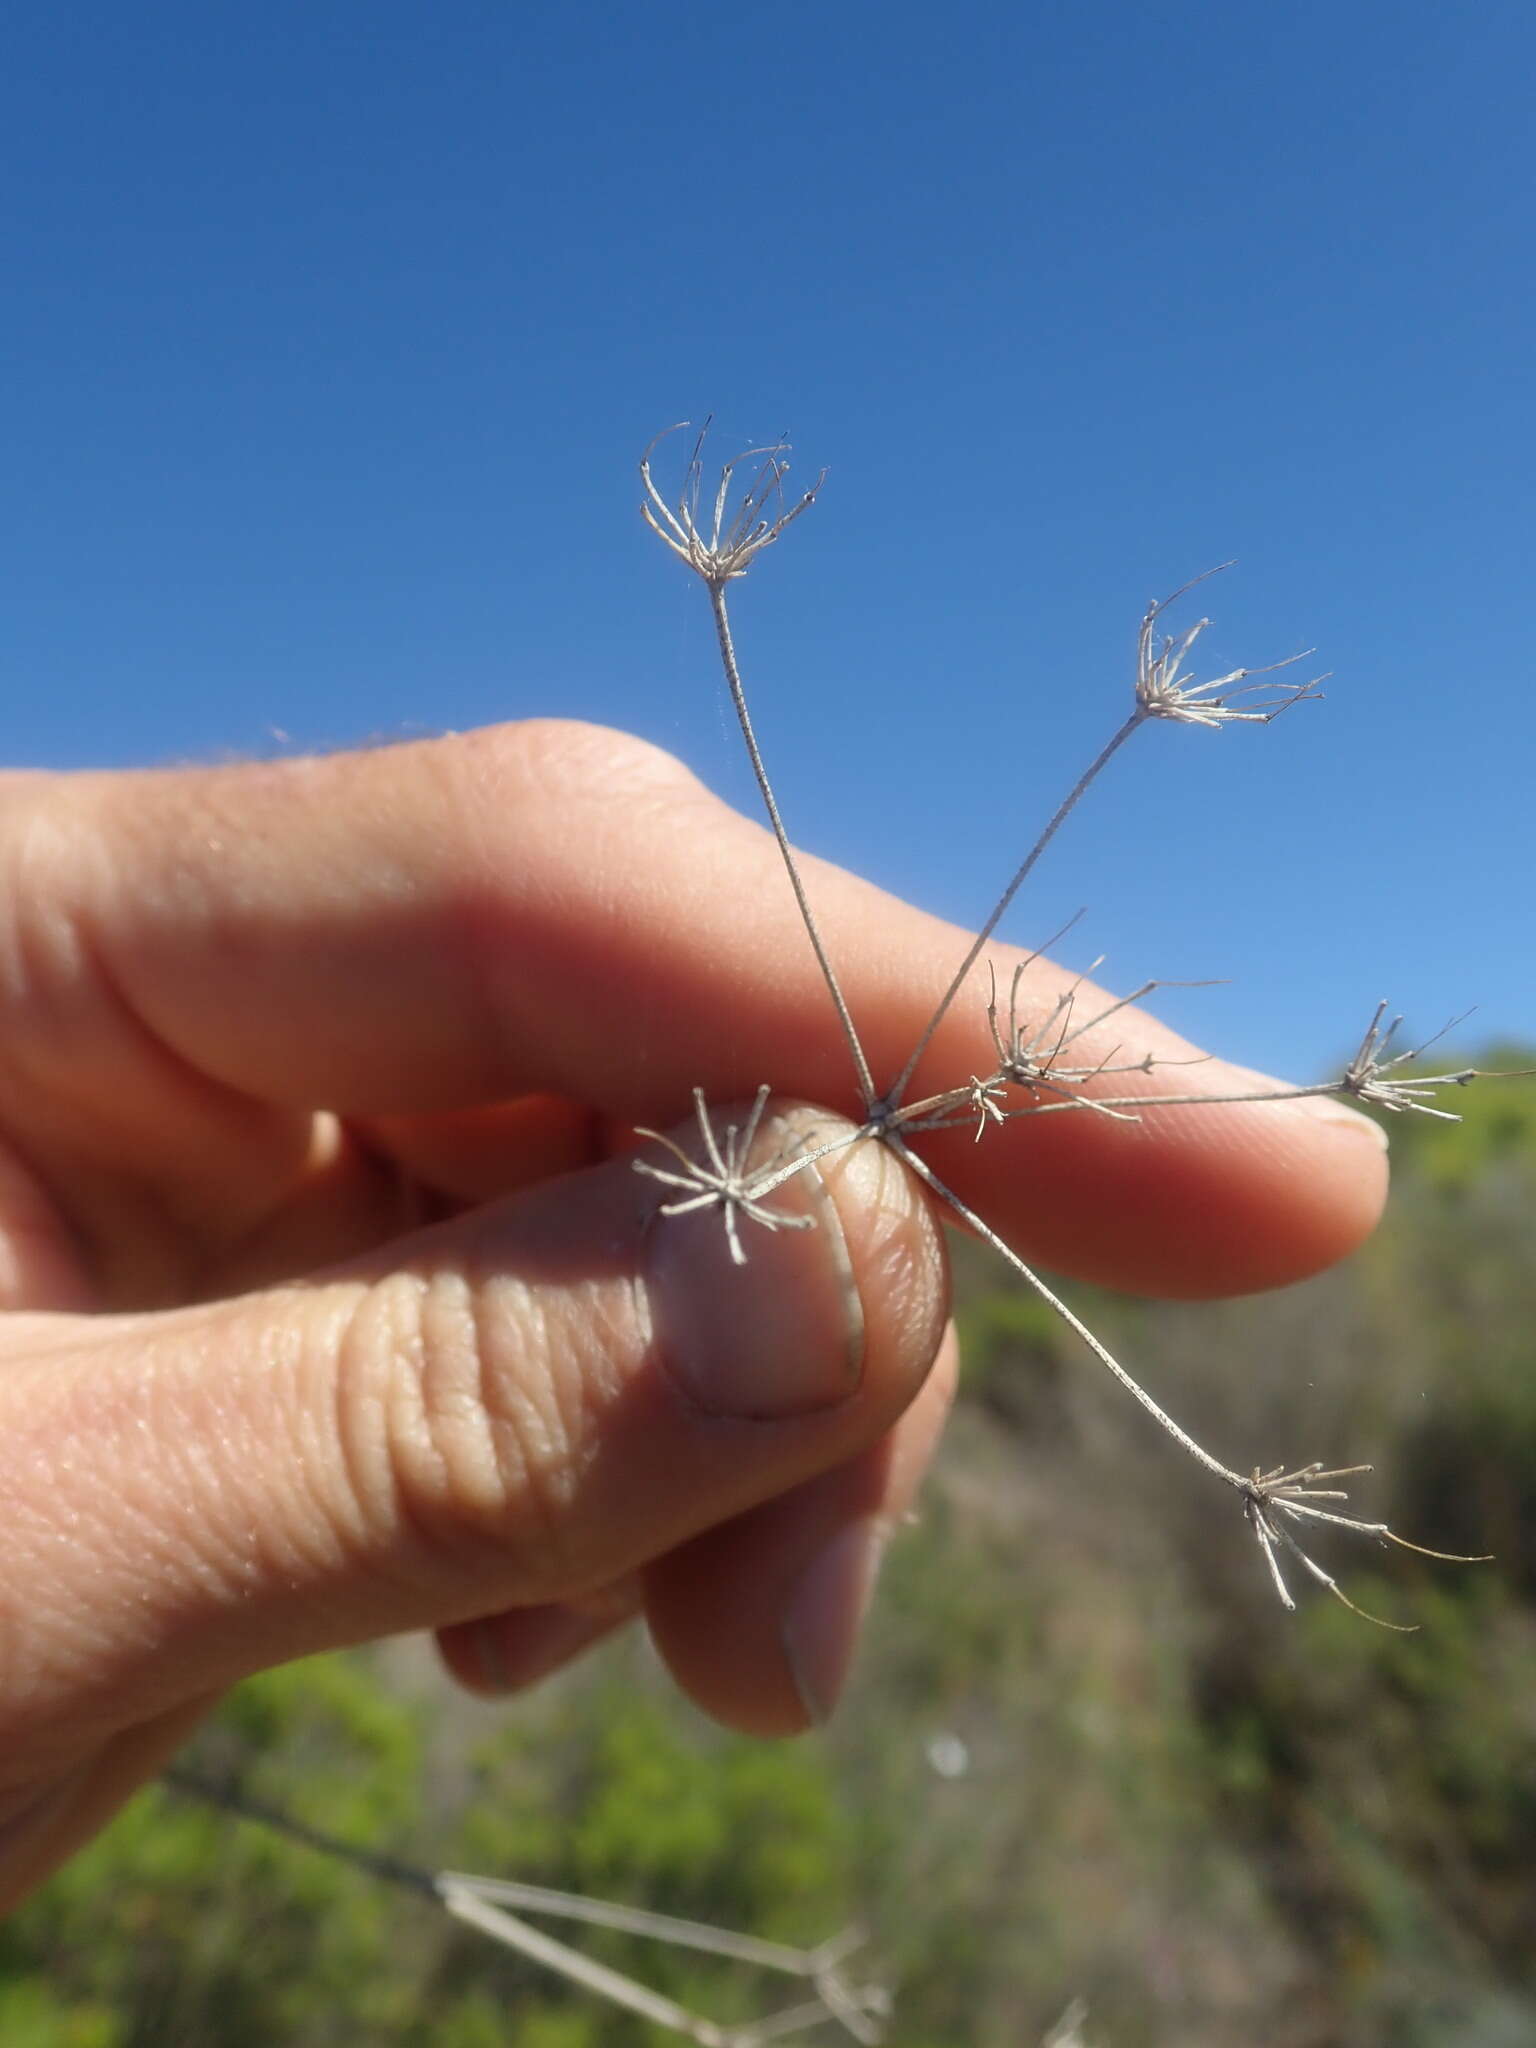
[164,1767,880,2047]
[440,1879,887,2046]
[1040,1997,1095,2048]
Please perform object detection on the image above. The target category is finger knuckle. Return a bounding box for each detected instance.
[331,1266,588,1594]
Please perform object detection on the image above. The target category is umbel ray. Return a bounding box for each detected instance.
[637,418,1523,1634]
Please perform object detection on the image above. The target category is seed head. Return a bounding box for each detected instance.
[640,420,823,585]
[1135,566,1325,727]
[1339,999,1485,1119]
[631,1086,816,1267]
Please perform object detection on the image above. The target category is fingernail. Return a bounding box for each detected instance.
[1221,1064,1390,1153]
[781,1516,888,1725]
[644,1108,865,1420]
[463,1602,624,1695]
[1290,1095,1390,1150]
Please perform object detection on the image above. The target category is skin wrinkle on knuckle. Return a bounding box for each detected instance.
[463,1269,641,1587]
[328,1276,427,1558]
[332,1260,603,1590]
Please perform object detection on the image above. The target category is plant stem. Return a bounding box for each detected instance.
[885,712,1143,1111]
[889,1132,1243,1492]
[709,579,876,1107]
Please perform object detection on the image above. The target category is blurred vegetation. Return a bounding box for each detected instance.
[4,1059,1534,2046]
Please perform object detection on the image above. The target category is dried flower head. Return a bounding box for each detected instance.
[1241,1462,1490,1630]
[640,420,823,585]
[982,946,1214,1121]
[1337,998,1488,1118]
[1135,565,1326,726]
[632,1086,816,1268]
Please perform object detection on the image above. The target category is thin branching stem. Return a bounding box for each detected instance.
[441,1883,745,2047]
[637,426,1505,1645]
[1065,1075,1510,1119]
[747,1122,872,1199]
[885,713,1143,1112]
[440,1876,884,2043]
[886,1130,1242,1491]
[439,1874,840,1974]
[709,580,877,1107]
[1068,1085,1344,1113]
[163,1767,875,2047]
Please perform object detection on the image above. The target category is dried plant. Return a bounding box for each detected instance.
[636,418,1515,1631]
[166,1764,889,2048]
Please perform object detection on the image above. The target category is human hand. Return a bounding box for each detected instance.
[0,720,1387,1910]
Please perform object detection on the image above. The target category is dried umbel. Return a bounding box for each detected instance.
[606,420,1534,2043]
[635,419,1513,1635]
[1133,564,1324,726]
[632,1086,816,1268]
[640,422,823,584]
[231,431,1516,2048]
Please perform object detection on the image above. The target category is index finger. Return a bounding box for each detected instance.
[10,720,1387,1298]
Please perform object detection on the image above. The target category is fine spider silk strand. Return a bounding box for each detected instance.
[708,579,877,1107]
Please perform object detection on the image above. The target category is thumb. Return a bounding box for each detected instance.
[0,1102,946,1761]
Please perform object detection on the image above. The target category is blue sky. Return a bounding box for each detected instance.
[4,2,1532,1082]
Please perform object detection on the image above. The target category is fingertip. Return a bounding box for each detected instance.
[1271,1091,1392,1244]
[644,1328,959,1737]
[934,1055,1392,1300]
[1160,1074,1391,1292]
[437,1580,641,1697]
